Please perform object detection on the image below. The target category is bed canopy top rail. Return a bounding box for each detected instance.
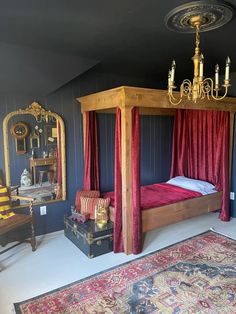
[94,108,176,116]
[78,86,236,113]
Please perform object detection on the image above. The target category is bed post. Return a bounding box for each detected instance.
[82,111,87,158]
[121,106,133,254]
[229,112,234,185]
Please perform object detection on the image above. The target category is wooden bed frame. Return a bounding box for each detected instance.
[108,191,223,233]
[142,191,223,233]
[77,86,236,254]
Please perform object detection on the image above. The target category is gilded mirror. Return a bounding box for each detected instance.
[3,102,66,205]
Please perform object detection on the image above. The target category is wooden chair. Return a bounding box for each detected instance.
[0,186,36,258]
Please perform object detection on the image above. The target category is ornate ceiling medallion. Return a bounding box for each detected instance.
[165,0,234,33]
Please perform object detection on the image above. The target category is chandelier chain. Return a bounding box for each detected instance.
[195,26,200,49]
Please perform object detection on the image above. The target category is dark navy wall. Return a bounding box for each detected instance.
[0,66,174,235]
[140,115,174,185]
[97,113,174,192]
[97,113,115,192]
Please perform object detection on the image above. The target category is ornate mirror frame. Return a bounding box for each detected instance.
[3,102,66,201]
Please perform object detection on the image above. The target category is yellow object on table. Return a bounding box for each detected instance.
[95,205,108,228]
[0,186,15,219]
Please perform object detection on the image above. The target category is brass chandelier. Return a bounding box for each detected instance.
[165,1,234,105]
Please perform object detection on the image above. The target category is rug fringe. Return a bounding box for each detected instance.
[210,227,235,240]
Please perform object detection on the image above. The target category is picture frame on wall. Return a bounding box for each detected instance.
[51,128,57,138]
[15,138,27,154]
[10,122,29,154]
[30,132,40,149]
[44,125,57,146]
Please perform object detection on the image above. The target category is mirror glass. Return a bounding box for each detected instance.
[3,102,66,205]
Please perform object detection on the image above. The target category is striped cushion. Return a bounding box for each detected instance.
[80,197,110,219]
[0,186,14,220]
[75,190,100,212]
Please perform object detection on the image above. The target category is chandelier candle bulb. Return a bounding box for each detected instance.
[199,54,204,78]
[225,56,230,81]
[215,64,219,87]
[168,69,172,87]
[170,60,176,82]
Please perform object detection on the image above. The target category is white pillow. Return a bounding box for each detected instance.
[167,176,215,195]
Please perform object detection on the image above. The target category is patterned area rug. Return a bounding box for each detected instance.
[14,230,236,314]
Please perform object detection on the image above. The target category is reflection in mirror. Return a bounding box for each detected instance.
[30,130,40,149]
[15,138,27,154]
[10,121,29,154]
[3,102,66,206]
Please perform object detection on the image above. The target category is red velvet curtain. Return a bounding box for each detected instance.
[132,107,142,254]
[171,109,230,221]
[114,107,142,254]
[83,111,100,191]
[56,121,62,199]
[114,108,124,252]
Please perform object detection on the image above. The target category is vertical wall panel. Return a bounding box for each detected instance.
[97,113,115,192]
[140,115,174,185]
[97,113,174,191]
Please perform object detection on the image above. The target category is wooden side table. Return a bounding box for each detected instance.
[29,157,57,185]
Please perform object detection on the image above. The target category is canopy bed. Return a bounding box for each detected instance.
[77,86,236,255]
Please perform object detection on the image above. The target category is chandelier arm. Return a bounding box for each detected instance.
[168,88,183,105]
[168,79,193,105]
[181,79,192,98]
[171,93,181,101]
[202,77,213,94]
[203,77,229,100]
[203,77,214,85]
[168,94,183,106]
[182,79,192,84]
[200,79,206,100]
[211,85,229,101]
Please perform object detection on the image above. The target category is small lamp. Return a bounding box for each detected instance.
[95,205,108,228]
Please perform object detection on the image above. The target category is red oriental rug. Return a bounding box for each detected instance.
[14,230,236,314]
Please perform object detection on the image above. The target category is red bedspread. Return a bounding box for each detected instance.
[103,183,202,210]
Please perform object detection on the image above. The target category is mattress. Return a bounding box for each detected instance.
[104,182,203,211]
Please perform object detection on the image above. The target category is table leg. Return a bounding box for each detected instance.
[31,165,36,185]
[34,166,36,185]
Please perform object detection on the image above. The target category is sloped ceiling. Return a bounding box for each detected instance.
[0,0,235,95]
[0,43,98,95]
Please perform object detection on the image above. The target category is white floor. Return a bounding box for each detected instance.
[0,212,236,314]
